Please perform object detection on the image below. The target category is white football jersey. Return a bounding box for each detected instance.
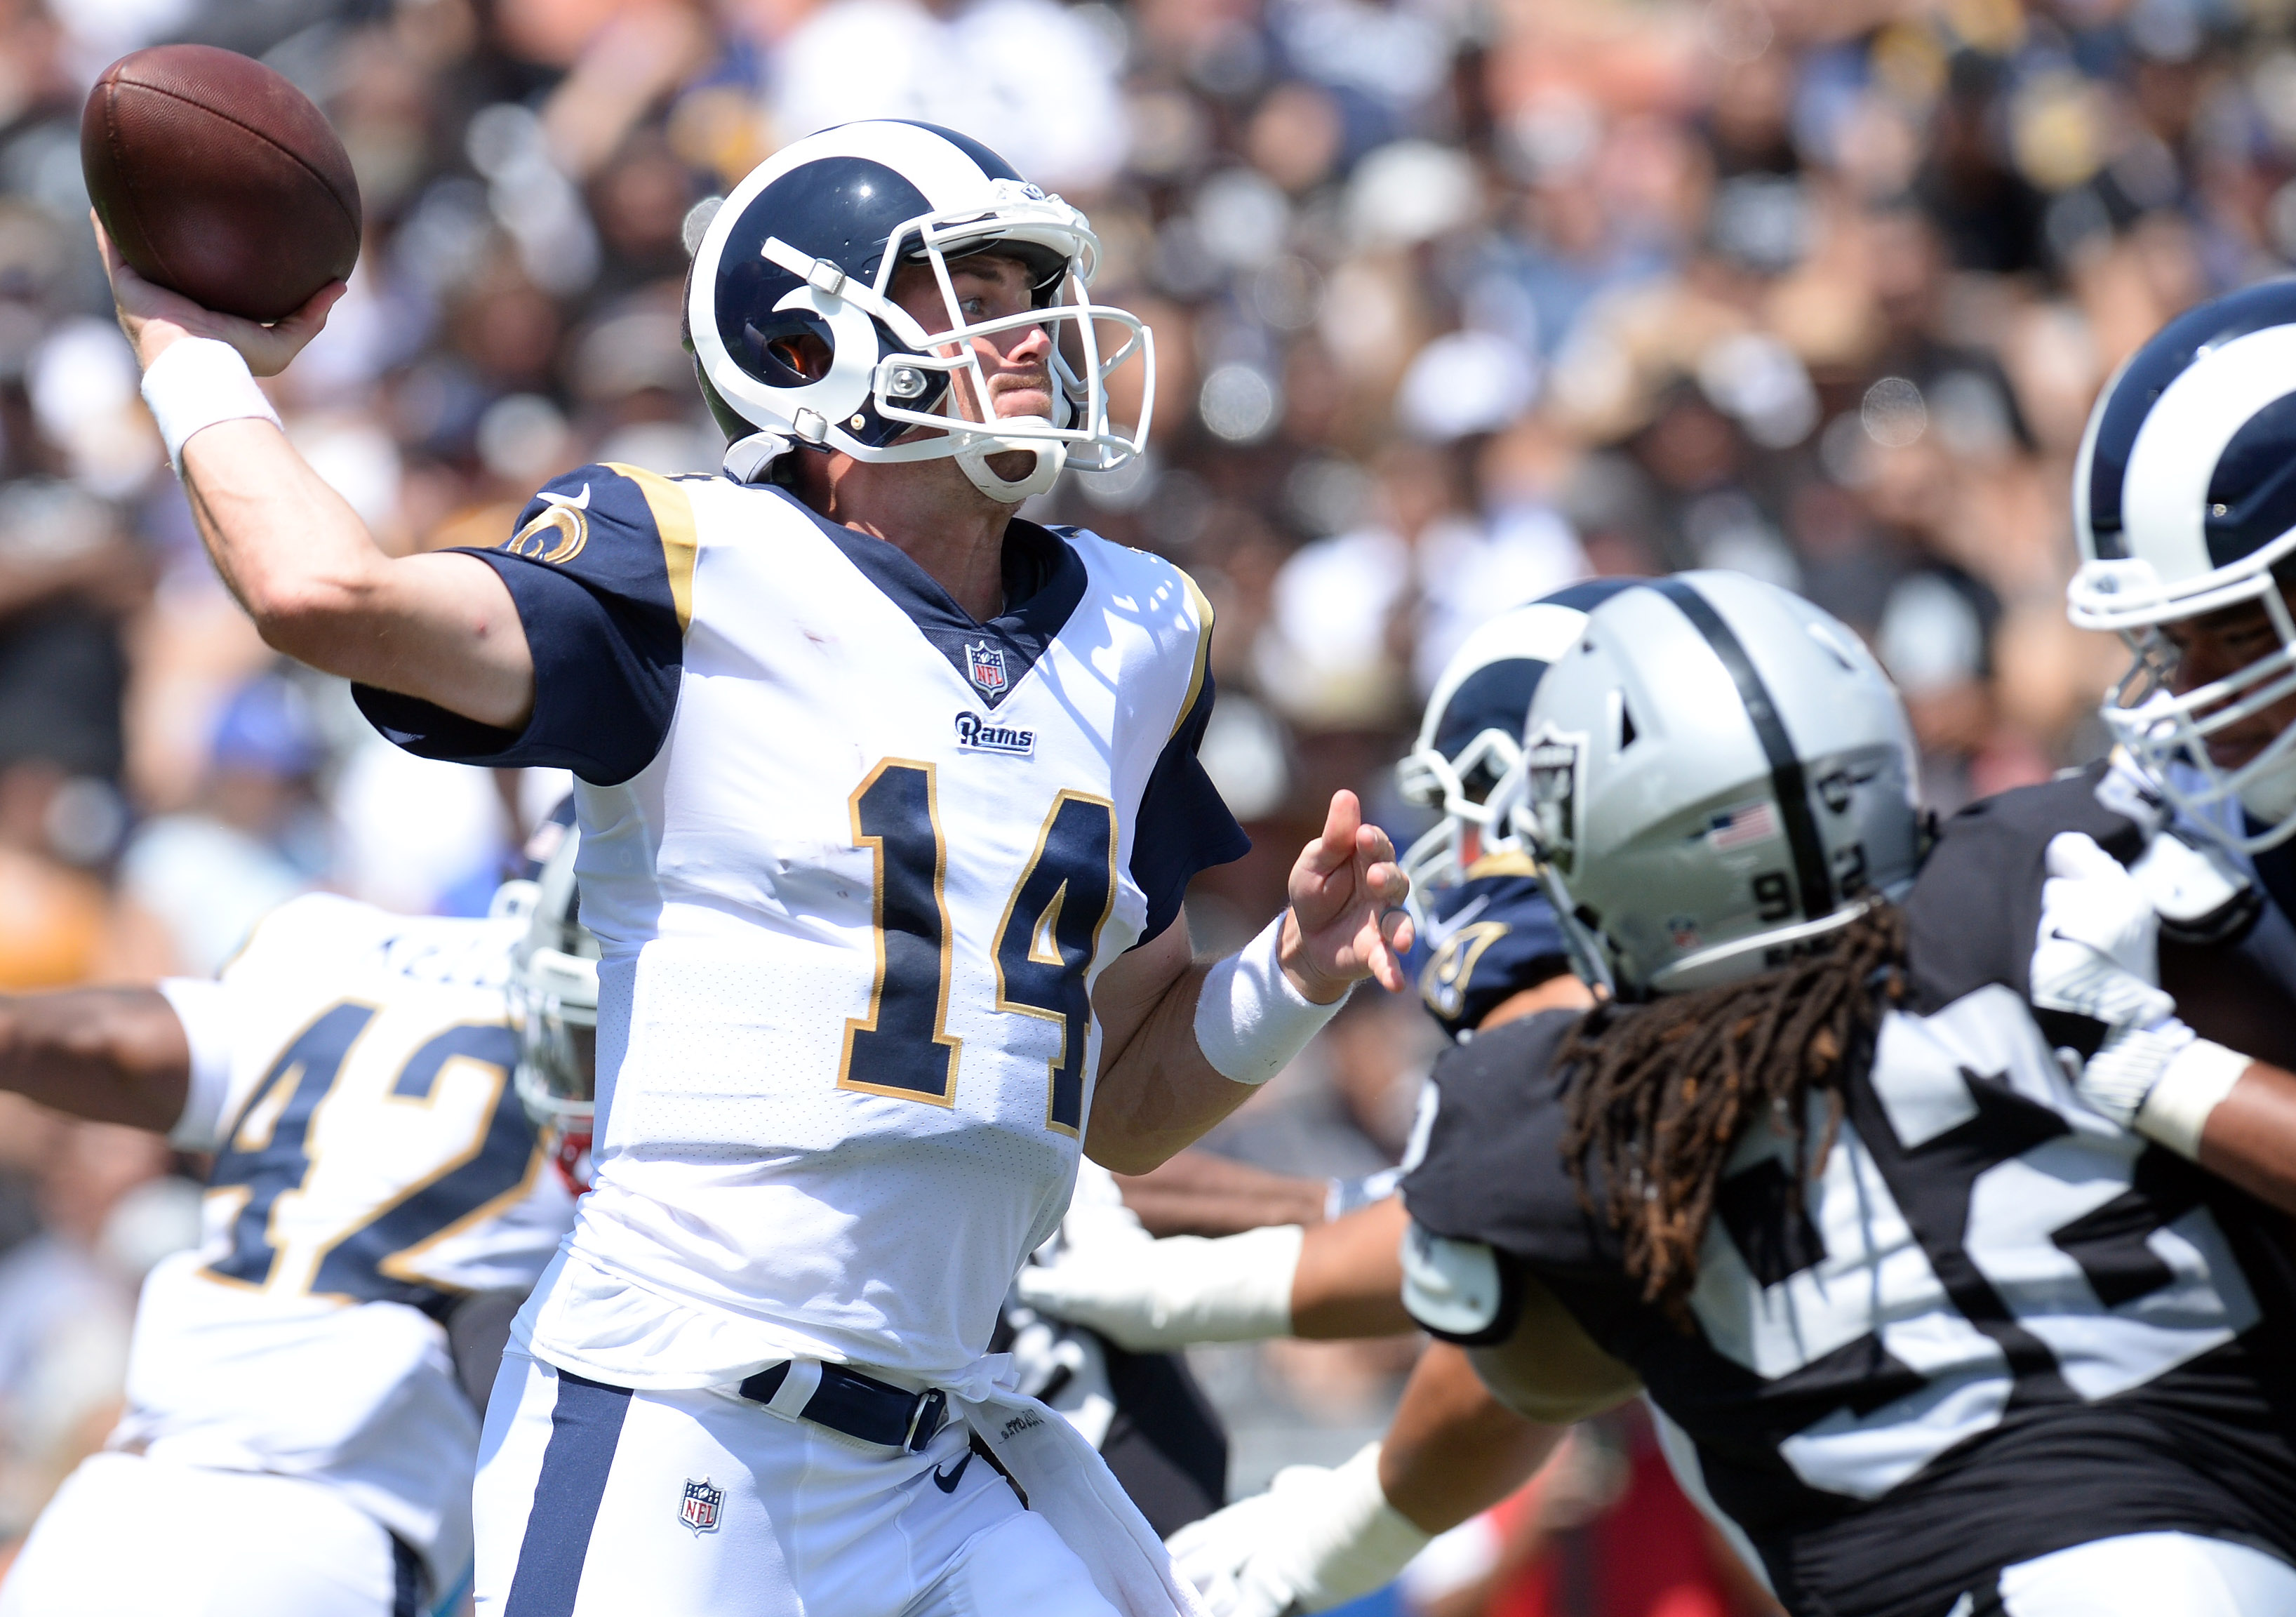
[355,466,1248,1388]
[121,894,573,1585]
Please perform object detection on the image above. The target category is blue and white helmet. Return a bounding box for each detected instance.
[2071,279,2296,851]
[686,120,1153,503]
[1396,580,1637,911]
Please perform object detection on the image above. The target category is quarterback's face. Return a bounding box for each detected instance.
[889,253,1054,426]
[2158,585,2296,768]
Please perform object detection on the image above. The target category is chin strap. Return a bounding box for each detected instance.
[735,422,1064,503]
[956,439,1066,503]
[723,430,794,484]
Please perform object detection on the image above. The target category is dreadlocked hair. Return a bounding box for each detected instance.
[1558,903,1908,1324]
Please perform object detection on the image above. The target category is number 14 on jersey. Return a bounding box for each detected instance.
[839,760,1118,1135]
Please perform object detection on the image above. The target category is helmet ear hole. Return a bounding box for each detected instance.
[768,332,832,382]
[742,312,837,387]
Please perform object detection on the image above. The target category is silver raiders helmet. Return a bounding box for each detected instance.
[1517,571,1922,999]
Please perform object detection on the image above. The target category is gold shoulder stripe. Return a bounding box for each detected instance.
[1464,850,1542,879]
[1168,566,1215,742]
[603,461,700,634]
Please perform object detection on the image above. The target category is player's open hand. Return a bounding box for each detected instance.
[1281,790,1413,1002]
[93,212,344,378]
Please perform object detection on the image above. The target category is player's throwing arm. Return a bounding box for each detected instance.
[85,46,536,733]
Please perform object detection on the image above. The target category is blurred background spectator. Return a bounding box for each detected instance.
[0,0,2269,1604]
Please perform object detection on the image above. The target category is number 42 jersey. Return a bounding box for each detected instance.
[131,895,573,1590]
[357,466,1249,1390]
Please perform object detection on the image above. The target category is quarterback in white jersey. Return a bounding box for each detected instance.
[102,119,1413,1617]
[0,891,576,1617]
[361,457,1238,1390]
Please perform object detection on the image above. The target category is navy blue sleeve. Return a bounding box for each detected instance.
[352,463,694,787]
[1130,669,1250,946]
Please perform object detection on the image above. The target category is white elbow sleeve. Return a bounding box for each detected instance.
[1193,912,1349,1086]
[1016,1223,1304,1350]
[140,338,281,471]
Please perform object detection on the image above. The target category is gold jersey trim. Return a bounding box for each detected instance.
[1169,566,1215,742]
[603,461,701,634]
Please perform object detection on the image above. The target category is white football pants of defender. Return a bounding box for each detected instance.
[1951,1533,2296,1616]
[0,1451,427,1617]
[475,1352,1122,1617]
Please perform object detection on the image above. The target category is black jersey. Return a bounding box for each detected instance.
[1401,766,2296,1617]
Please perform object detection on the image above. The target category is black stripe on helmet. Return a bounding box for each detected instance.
[1538,577,1643,615]
[1650,578,1834,924]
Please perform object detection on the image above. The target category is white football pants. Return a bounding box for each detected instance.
[1953,1532,2296,1616]
[0,1451,425,1617]
[474,1352,1121,1617]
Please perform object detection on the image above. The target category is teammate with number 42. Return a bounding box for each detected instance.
[99,119,1412,1617]
[0,834,599,1617]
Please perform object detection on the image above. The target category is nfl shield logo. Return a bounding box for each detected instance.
[681,1477,723,1533]
[965,640,1008,696]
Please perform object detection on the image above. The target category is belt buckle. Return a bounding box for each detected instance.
[903,1387,947,1451]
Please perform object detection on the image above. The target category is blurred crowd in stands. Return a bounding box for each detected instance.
[0,0,2274,1605]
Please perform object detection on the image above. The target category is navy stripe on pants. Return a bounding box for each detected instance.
[390,1533,424,1617]
[503,1369,636,1617]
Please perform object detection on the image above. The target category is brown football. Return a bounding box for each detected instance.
[81,44,361,324]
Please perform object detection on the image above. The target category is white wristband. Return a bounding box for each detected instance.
[1259,1442,1430,1609]
[140,337,281,470]
[1193,912,1347,1085]
[2134,1038,2251,1160]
